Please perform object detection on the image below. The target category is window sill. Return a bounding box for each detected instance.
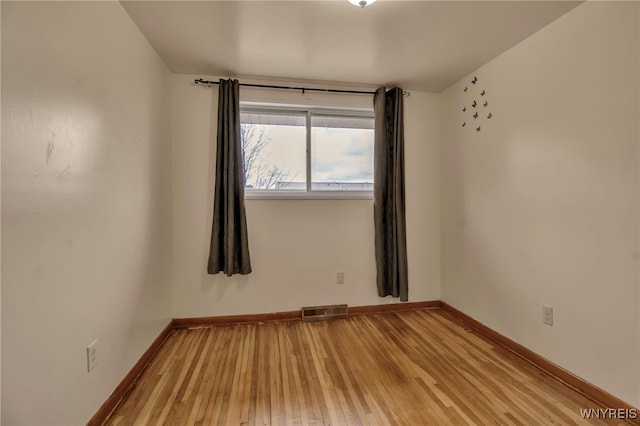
[245,190,373,200]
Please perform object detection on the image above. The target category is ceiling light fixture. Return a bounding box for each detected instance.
[348,0,376,8]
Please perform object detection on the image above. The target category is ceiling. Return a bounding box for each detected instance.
[121,0,581,92]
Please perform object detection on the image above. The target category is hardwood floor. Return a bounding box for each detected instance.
[107,309,628,425]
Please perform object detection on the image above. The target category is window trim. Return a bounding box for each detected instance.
[240,102,375,200]
[245,190,374,200]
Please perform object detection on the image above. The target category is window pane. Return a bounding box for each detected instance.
[311,115,374,191]
[240,112,306,190]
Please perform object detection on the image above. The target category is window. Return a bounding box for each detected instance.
[240,104,374,199]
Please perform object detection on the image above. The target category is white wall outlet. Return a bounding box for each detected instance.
[337,272,345,285]
[543,305,553,326]
[87,340,98,372]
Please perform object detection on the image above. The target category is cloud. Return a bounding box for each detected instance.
[311,128,373,182]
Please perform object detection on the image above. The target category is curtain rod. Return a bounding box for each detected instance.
[194,78,410,96]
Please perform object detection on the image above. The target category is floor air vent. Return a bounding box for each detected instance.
[301,304,348,321]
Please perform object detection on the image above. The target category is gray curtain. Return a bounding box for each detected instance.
[374,87,408,301]
[208,79,252,276]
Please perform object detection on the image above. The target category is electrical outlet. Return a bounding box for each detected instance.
[87,340,98,372]
[543,305,553,326]
[337,272,345,285]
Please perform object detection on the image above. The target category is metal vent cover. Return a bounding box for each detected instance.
[301,304,348,321]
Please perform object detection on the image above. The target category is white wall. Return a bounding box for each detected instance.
[637,2,640,408]
[1,1,4,417]
[441,2,640,407]
[171,74,440,317]
[2,2,172,425]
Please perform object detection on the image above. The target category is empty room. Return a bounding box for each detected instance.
[2,0,639,424]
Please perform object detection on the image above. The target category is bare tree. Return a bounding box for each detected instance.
[241,123,292,189]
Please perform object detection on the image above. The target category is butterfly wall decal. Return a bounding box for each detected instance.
[460,77,493,134]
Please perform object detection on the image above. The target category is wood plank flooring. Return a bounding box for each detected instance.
[107,309,627,425]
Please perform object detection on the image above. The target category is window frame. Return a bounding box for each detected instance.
[240,102,375,200]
